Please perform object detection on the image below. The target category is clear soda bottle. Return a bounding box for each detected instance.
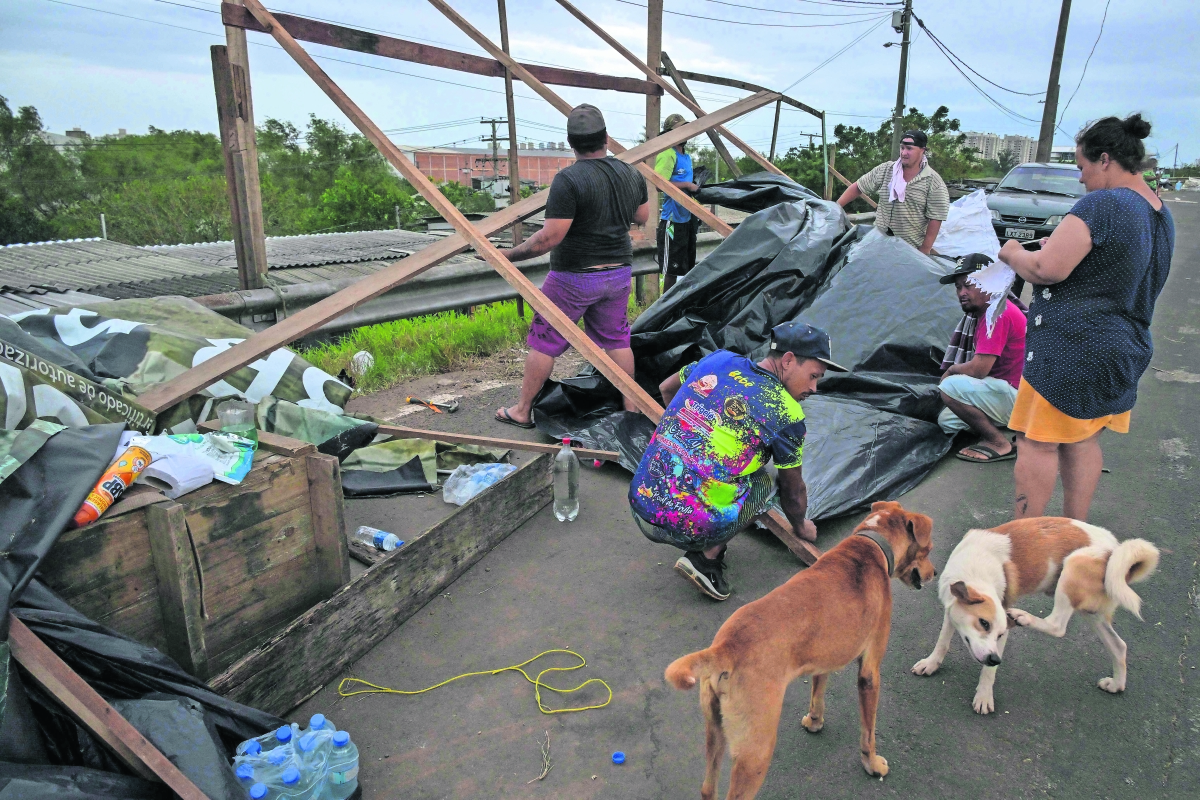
[553,439,580,522]
[352,526,402,551]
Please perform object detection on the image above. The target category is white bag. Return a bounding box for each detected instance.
[933,189,1002,260]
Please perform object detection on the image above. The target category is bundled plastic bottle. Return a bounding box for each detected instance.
[237,725,295,757]
[553,439,580,522]
[235,762,257,789]
[248,783,271,800]
[278,766,317,800]
[322,731,359,800]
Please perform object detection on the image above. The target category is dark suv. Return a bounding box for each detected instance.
[987,162,1084,244]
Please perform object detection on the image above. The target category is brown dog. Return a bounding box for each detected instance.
[665,501,935,799]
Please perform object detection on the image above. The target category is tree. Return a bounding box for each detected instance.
[997,149,1019,174]
[0,96,83,244]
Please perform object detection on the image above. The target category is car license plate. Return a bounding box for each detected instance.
[1005,227,1035,240]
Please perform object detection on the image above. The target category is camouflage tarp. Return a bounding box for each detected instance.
[3,297,351,434]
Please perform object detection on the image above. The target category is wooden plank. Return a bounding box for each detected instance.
[241,0,772,423]
[146,503,210,679]
[660,51,741,178]
[180,459,309,545]
[210,453,553,715]
[425,0,735,239]
[306,452,350,596]
[347,538,383,567]
[378,424,620,462]
[7,615,208,798]
[756,509,821,565]
[39,514,154,601]
[830,164,879,209]
[220,2,662,96]
[195,505,314,607]
[553,0,785,178]
[672,69,825,119]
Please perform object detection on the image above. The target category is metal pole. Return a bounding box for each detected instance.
[395,205,400,229]
[1036,0,1072,163]
[497,0,525,318]
[889,0,913,160]
[769,99,782,161]
[821,112,829,201]
[100,213,107,240]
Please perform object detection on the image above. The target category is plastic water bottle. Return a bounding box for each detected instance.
[236,762,257,788]
[238,725,294,757]
[249,783,271,800]
[304,714,336,735]
[278,766,316,800]
[352,525,402,551]
[323,731,359,800]
[553,439,580,522]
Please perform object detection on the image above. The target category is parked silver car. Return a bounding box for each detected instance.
[986,162,1084,244]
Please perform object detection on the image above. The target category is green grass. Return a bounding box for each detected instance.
[301,290,655,394]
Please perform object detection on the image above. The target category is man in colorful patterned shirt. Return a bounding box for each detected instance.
[628,322,847,600]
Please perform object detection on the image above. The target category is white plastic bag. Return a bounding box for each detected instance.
[933,189,1001,259]
[441,462,517,506]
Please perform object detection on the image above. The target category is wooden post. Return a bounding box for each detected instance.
[498,0,524,319]
[638,0,664,306]
[211,46,267,290]
[146,502,210,679]
[306,453,350,596]
[822,111,830,200]
[661,51,740,178]
[769,99,782,161]
[217,0,268,289]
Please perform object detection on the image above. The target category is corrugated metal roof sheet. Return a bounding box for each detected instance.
[0,238,229,293]
[0,288,111,317]
[144,229,441,269]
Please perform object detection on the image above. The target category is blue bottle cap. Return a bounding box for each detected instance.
[299,733,317,752]
[281,767,300,785]
[267,749,288,766]
[249,783,269,800]
[236,763,254,780]
[243,740,261,756]
[275,725,292,743]
[309,713,326,731]
[612,751,626,765]
[332,731,350,747]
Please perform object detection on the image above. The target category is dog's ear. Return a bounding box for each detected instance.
[949,581,985,605]
[905,513,934,547]
[871,500,890,512]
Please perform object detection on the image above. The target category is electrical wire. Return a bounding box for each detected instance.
[703,0,882,17]
[781,16,890,93]
[1057,0,1112,129]
[612,0,890,28]
[912,16,1043,97]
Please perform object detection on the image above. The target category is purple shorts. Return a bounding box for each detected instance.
[527,267,632,357]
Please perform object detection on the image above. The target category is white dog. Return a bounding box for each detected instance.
[911,517,1159,714]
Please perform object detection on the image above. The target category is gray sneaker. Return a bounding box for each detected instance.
[674,549,730,601]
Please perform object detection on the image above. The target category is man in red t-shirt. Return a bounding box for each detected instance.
[937,255,1028,462]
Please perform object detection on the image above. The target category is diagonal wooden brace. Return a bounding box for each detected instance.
[424,0,733,237]
[553,0,786,179]
[830,164,879,209]
[661,50,741,178]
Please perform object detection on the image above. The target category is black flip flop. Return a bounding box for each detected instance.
[495,408,536,429]
[955,444,1017,463]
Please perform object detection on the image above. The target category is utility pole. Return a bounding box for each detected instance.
[1036,0,1072,163]
[497,0,524,318]
[480,118,506,181]
[889,0,913,160]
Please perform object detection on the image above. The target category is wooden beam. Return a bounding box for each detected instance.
[661,51,741,179]
[769,99,782,161]
[7,615,209,798]
[497,0,524,319]
[756,509,821,565]
[220,2,661,96]
[209,454,553,714]
[136,96,759,416]
[425,0,735,239]
[146,503,210,679]
[378,424,620,462]
[553,0,785,178]
[672,69,824,120]
[830,164,879,209]
[644,0,664,284]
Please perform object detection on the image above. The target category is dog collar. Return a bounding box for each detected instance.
[855,530,894,577]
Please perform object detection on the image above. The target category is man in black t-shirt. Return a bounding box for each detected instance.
[495,104,651,429]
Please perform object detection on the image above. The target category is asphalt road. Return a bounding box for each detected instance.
[297,192,1199,799]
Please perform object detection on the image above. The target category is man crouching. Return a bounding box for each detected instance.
[628,322,846,600]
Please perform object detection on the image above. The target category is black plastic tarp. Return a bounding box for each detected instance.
[695,171,820,213]
[532,194,964,520]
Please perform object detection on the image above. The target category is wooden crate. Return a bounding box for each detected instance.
[38,432,349,680]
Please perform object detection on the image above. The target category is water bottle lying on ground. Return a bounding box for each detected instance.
[351,525,402,551]
[553,439,580,522]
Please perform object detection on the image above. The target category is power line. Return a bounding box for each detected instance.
[1058,0,1112,128]
[913,16,1043,96]
[703,1,883,17]
[612,0,890,28]
[781,16,890,93]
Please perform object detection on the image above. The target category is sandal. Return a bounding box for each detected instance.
[495,408,536,429]
[955,444,1017,463]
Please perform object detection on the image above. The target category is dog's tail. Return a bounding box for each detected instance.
[1104,538,1160,620]
[665,649,717,691]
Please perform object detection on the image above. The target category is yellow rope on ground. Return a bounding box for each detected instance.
[337,649,612,715]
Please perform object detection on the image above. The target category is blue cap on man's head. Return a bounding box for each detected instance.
[769,322,848,372]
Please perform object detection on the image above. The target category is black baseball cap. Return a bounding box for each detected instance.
[567,104,606,136]
[769,321,848,372]
[938,253,994,284]
[901,130,928,149]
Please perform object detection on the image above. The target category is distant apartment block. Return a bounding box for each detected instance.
[963,131,1042,164]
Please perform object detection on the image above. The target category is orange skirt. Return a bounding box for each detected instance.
[1007,378,1131,444]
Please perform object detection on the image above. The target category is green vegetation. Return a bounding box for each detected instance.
[0,96,496,246]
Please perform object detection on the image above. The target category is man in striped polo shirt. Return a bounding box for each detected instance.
[836,130,950,255]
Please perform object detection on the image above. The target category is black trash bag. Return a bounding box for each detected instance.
[694,171,819,213]
[109,695,245,800]
[11,580,282,768]
[341,456,434,497]
[0,423,125,633]
[534,410,657,474]
[0,762,166,800]
[317,422,380,462]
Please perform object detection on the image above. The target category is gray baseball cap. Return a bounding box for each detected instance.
[567,104,606,136]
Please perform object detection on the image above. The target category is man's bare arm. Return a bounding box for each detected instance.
[777,466,817,542]
[920,219,942,255]
[505,218,572,262]
[659,372,683,406]
[941,353,998,381]
[632,199,652,228]
[836,182,862,208]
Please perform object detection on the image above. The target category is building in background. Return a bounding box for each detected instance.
[964,131,1000,161]
[396,143,575,196]
[1002,135,1040,164]
[963,131,1042,165]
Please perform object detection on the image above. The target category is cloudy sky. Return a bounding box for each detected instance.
[3,0,1197,168]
